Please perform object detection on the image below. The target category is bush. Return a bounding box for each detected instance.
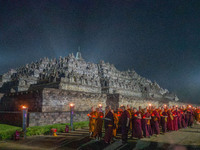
[0,124,22,140]
[0,121,89,140]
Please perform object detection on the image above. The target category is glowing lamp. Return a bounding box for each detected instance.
[134,114,138,117]
[22,105,27,109]
[152,114,155,117]
[117,114,121,117]
[160,114,163,117]
[149,104,152,107]
[99,104,102,108]
[189,105,191,108]
[92,115,96,118]
[164,104,166,107]
[100,116,103,118]
[142,116,146,119]
[70,103,74,107]
[87,114,90,116]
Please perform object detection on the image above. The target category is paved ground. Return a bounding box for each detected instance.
[1,125,200,150]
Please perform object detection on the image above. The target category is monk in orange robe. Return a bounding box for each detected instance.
[127,105,132,130]
[88,107,98,137]
[93,108,104,140]
[111,109,119,138]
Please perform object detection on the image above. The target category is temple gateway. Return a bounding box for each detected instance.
[0,52,181,127]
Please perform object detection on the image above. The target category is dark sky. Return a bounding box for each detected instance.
[0,0,200,103]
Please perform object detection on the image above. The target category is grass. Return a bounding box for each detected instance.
[0,121,89,140]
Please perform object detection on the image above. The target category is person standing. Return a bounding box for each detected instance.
[120,105,130,144]
[104,106,114,144]
[160,108,168,134]
[141,108,151,138]
[93,108,104,140]
[132,107,143,139]
[88,107,98,137]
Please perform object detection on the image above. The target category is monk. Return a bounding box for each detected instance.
[104,106,114,144]
[120,105,130,144]
[172,107,178,131]
[180,109,186,128]
[132,108,143,139]
[93,108,104,140]
[88,107,98,137]
[187,107,194,127]
[167,109,174,131]
[141,108,151,138]
[151,108,160,136]
[160,108,168,134]
[127,105,132,130]
[111,109,119,139]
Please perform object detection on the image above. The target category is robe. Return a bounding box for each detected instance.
[121,110,130,143]
[151,110,160,135]
[181,111,186,128]
[167,110,174,131]
[187,110,194,127]
[141,112,151,137]
[132,112,143,139]
[172,111,178,131]
[89,111,98,135]
[93,111,104,138]
[160,111,168,133]
[104,111,114,143]
[113,113,119,137]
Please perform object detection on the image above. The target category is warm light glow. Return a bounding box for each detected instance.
[189,105,191,108]
[149,104,152,106]
[22,105,27,109]
[99,104,102,107]
[70,103,74,107]
[164,104,166,107]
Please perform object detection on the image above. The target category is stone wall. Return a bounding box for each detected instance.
[29,111,90,126]
[0,91,43,112]
[42,88,107,112]
[0,111,23,127]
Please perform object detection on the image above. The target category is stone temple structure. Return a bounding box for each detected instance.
[0,52,180,127]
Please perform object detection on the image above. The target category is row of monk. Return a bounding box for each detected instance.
[87,104,200,144]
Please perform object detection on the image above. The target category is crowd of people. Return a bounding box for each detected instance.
[87,104,200,144]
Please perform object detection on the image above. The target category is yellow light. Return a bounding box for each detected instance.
[149,104,152,106]
[22,105,27,109]
[189,105,191,108]
[70,103,74,107]
[99,104,102,107]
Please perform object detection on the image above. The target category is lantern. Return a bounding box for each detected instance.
[69,103,75,131]
[22,105,28,139]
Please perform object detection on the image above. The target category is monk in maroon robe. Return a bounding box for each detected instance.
[167,109,174,131]
[172,109,179,131]
[160,108,168,134]
[151,109,160,136]
[120,106,130,144]
[132,108,143,139]
[180,110,186,128]
[141,108,151,137]
[104,106,114,144]
[187,108,194,127]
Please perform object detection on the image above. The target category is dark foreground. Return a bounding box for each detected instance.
[1,125,200,150]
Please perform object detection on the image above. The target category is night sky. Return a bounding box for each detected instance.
[0,0,200,103]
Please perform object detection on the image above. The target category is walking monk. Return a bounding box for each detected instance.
[160,108,168,134]
[88,107,98,137]
[111,109,119,139]
[93,108,104,140]
[120,105,130,144]
[104,106,114,144]
[141,108,151,138]
[132,108,143,139]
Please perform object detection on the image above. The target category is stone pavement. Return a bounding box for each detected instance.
[1,125,200,150]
